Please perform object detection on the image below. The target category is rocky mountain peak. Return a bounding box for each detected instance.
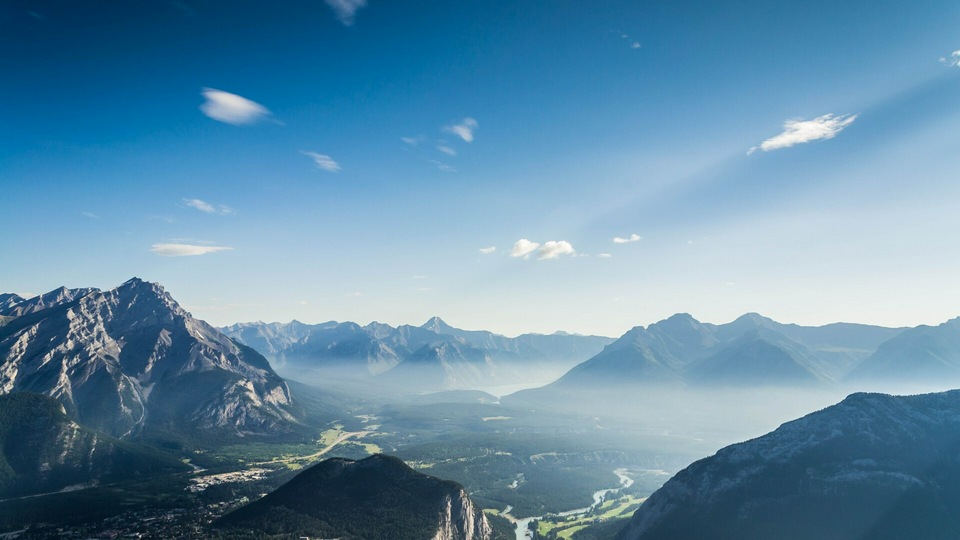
[422,316,455,334]
[0,278,298,441]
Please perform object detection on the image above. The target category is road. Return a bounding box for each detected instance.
[257,430,370,465]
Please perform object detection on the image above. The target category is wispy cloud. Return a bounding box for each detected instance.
[151,243,234,257]
[81,211,100,219]
[615,31,641,49]
[749,113,858,154]
[302,151,341,172]
[622,33,641,48]
[612,233,642,244]
[183,198,233,215]
[443,118,478,143]
[479,246,496,254]
[537,241,576,260]
[429,160,456,173]
[436,144,457,156]
[401,136,425,146]
[199,88,271,125]
[324,0,366,26]
[941,50,960,68]
[510,239,576,260]
[597,253,613,258]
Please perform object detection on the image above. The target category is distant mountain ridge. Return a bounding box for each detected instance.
[847,317,960,383]
[0,278,301,443]
[619,389,960,540]
[550,312,905,389]
[222,316,615,391]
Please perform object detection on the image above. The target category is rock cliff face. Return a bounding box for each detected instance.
[432,487,492,540]
[619,390,960,540]
[0,278,297,441]
[217,454,493,540]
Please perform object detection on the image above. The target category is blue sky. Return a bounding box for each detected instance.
[3,0,959,336]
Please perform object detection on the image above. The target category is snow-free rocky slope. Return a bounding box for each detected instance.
[619,389,960,540]
[217,454,495,540]
[0,278,298,442]
[0,392,187,497]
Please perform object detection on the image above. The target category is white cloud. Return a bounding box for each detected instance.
[612,233,642,244]
[479,246,496,254]
[199,88,271,125]
[151,243,234,257]
[324,0,367,25]
[537,241,576,260]
[401,136,425,146]
[444,117,478,143]
[749,113,858,154]
[302,151,341,172]
[631,41,641,49]
[941,50,960,67]
[510,239,540,258]
[597,253,613,258]
[510,239,577,260]
[436,144,457,156]
[429,160,456,173]
[81,211,100,219]
[183,198,233,215]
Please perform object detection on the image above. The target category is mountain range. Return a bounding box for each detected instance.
[619,389,960,540]
[222,316,614,391]
[0,278,301,444]
[543,312,922,389]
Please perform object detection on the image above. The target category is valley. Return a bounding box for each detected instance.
[4,281,960,539]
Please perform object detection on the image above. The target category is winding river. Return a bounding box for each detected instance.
[505,469,634,540]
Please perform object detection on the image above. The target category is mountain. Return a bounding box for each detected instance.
[223,316,613,391]
[0,286,97,318]
[216,454,499,540]
[0,294,25,315]
[281,321,406,375]
[0,392,188,497]
[381,340,497,390]
[685,328,825,386]
[619,390,960,540]
[0,278,299,443]
[219,319,316,359]
[847,317,960,384]
[420,316,614,363]
[549,313,902,389]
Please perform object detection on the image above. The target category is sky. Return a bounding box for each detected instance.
[2,0,959,337]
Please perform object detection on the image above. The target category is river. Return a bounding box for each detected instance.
[505,468,634,540]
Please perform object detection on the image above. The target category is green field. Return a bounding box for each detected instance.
[533,494,645,539]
